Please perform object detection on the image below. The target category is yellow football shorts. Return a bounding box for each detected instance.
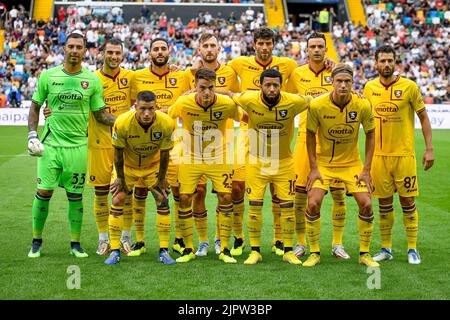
[245,157,296,201]
[88,148,114,187]
[371,155,418,198]
[312,164,368,194]
[179,163,232,194]
[112,163,159,191]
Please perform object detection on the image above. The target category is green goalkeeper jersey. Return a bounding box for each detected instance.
[32,65,105,147]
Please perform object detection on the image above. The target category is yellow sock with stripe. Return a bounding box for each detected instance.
[280,201,295,250]
[248,201,263,249]
[133,194,147,243]
[215,208,220,240]
[294,187,307,246]
[232,198,245,239]
[122,192,133,234]
[178,206,194,250]
[331,188,347,246]
[218,203,233,251]
[359,212,374,253]
[173,195,182,240]
[194,210,208,242]
[306,210,321,253]
[93,191,109,234]
[402,203,419,250]
[109,205,123,250]
[379,202,394,248]
[272,196,282,244]
[157,205,171,249]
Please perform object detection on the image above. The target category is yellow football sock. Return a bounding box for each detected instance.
[247,201,263,248]
[294,188,307,246]
[359,212,374,253]
[173,195,182,239]
[379,202,394,248]
[280,201,295,249]
[331,188,346,246]
[215,208,220,240]
[402,203,418,250]
[94,191,109,234]
[218,203,233,251]
[109,205,123,250]
[232,198,245,239]
[178,206,194,250]
[122,192,133,233]
[133,194,147,243]
[194,210,208,242]
[306,210,321,253]
[272,196,282,243]
[157,206,171,249]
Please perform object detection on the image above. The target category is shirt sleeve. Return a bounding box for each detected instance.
[294,94,312,115]
[227,57,241,74]
[90,76,106,112]
[306,102,319,134]
[285,69,298,94]
[130,73,138,101]
[231,92,249,112]
[361,100,375,133]
[112,118,126,149]
[167,98,181,119]
[410,82,426,113]
[160,117,175,151]
[31,70,48,106]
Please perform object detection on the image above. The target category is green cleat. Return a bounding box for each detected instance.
[175,249,196,263]
[70,243,89,258]
[128,242,147,257]
[230,237,245,256]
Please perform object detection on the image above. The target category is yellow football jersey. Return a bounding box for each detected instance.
[168,93,241,162]
[186,64,239,92]
[363,76,425,156]
[232,91,311,160]
[131,68,190,109]
[88,68,134,149]
[307,93,375,167]
[112,110,175,168]
[228,56,297,91]
[286,64,333,141]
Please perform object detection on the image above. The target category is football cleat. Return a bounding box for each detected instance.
[104,250,121,265]
[283,251,302,265]
[120,236,132,254]
[127,242,146,257]
[293,244,306,258]
[359,253,380,267]
[96,239,110,255]
[332,245,351,259]
[195,241,209,257]
[271,240,284,256]
[70,243,89,258]
[407,249,421,265]
[230,237,245,256]
[244,251,262,265]
[175,249,196,263]
[172,238,185,255]
[303,253,321,267]
[214,238,221,255]
[28,240,42,258]
[159,249,176,265]
[373,248,393,262]
[219,249,237,264]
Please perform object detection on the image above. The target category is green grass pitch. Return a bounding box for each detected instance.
[0,126,449,300]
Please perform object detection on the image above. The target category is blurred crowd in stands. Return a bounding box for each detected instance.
[0,0,448,107]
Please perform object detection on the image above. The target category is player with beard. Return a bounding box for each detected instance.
[129,38,190,257]
[363,45,434,264]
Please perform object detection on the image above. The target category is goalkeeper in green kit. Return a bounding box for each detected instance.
[27,31,116,258]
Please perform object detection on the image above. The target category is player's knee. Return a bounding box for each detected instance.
[358,198,372,214]
[399,196,415,207]
[112,192,126,206]
[218,192,232,205]
[179,194,192,208]
[157,197,169,209]
[134,187,148,197]
[232,182,244,200]
[171,186,180,198]
[194,184,207,201]
[379,196,394,206]
[37,189,53,198]
[307,197,322,212]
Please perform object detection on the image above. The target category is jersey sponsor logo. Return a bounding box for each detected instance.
[374,102,399,116]
[142,81,155,84]
[52,82,64,86]
[187,112,199,117]
[252,75,261,87]
[213,111,223,119]
[394,90,402,98]
[104,92,127,105]
[305,87,328,96]
[57,90,84,103]
[323,115,335,119]
[169,78,177,86]
[152,132,162,140]
[120,78,128,86]
[249,66,259,71]
[278,110,288,118]
[348,111,357,120]
[133,142,160,154]
[81,81,89,89]
[154,89,174,102]
[128,135,140,138]
[251,110,264,116]
[328,124,354,138]
[256,122,284,130]
[218,77,226,85]
[372,92,381,96]
[300,78,311,83]
[192,121,219,134]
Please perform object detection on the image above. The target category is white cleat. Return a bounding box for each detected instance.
[373,248,394,262]
[214,239,221,255]
[195,241,209,257]
[96,239,110,255]
[293,244,306,258]
[332,245,351,259]
[120,236,132,254]
[408,249,421,264]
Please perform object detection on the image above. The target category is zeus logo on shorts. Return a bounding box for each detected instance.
[246,188,251,194]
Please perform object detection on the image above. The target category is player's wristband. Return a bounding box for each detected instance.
[28,131,38,140]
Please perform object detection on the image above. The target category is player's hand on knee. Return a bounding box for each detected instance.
[357,169,374,193]
[306,168,323,191]
[111,178,128,198]
[28,131,44,157]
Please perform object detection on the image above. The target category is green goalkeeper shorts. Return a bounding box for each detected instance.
[37,144,88,194]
